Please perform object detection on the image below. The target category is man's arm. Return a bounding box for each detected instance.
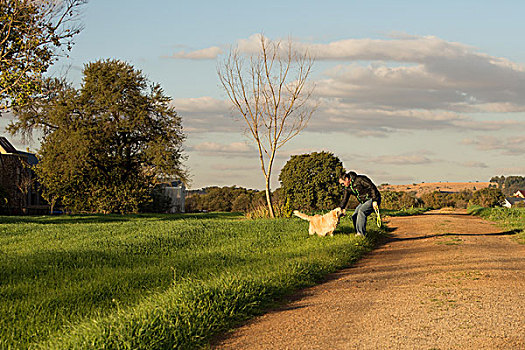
[339,188,351,209]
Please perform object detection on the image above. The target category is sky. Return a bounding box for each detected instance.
[3,0,525,190]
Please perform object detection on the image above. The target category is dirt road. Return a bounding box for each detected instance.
[214,210,525,349]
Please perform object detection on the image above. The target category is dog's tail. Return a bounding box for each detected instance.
[293,210,311,221]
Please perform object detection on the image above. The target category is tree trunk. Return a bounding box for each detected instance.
[50,198,56,215]
[265,175,275,218]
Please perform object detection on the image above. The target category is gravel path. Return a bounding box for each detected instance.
[213,210,525,349]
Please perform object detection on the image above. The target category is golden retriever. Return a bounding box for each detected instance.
[293,208,345,237]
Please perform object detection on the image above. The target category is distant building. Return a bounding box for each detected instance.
[503,197,525,208]
[0,137,48,214]
[160,180,186,213]
[513,190,525,198]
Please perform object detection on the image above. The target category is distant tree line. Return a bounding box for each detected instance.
[418,188,505,209]
[185,186,284,214]
[490,176,525,196]
[185,152,514,215]
[186,186,507,214]
[381,186,507,210]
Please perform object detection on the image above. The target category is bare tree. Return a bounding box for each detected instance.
[218,34,315,218]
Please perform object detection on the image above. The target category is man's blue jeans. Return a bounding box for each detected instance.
[352,199,374,236]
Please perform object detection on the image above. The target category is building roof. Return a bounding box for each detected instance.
[17,150,39,165]
[0,137,39,164]
[505,197,525,205]
[514,190,525,198]
[0,137,18,154]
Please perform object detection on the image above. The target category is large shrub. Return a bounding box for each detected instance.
[470,187,505,207]
[451,190,473,209]
[421,191,455,209]
[279,152,345,213]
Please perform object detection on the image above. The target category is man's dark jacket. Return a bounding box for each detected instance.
[339,172,381,209]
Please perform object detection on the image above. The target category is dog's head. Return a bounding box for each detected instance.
[332,207,346,218]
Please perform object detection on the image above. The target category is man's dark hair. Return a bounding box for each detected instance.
[341,171,357,180]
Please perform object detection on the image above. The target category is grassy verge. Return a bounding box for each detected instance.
[468,206,525,243]
[1,212,390,349]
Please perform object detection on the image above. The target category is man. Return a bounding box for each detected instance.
[338,171,381,236]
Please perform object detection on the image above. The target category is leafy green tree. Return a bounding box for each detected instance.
[490,176,505,190]
[503,176,525,196]
[489,175,525,196]
[9,59,187,213]
[471,187,505,208]
[279,152,345,213]
[0,0,86,110]
[451,190,473,209]
[232,192,258,212]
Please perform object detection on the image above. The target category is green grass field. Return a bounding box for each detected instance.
[468,206,525,243]
[0,211,392,349]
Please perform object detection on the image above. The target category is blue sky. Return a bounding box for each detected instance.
[4,0,525,190]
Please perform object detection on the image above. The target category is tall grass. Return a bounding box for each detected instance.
[0,212,385,349]
[245,200,288,219]
[468,206,525,242]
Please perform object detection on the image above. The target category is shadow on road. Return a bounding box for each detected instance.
[386,229,522,242]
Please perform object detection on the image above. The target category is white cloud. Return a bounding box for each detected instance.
[458,102,525,113]
[305,35,473,62]
[229,34,525,112]
[211,164,256,171]
[169,33,476,62]
[462,136,525,155]
[463,161,489,168]
[235,34,476,63]
[369,154,433,165]
[495,166,525,175]
[169,46,222,60]
[307,101,472,136]
[172,34,525,151]
[189,141,254,157]
[174,94,525,139]
[452,119,525,131]
[173,97,241,133]
[273,147,328,160]
[174,96,231,114]
[315,58,525,111]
